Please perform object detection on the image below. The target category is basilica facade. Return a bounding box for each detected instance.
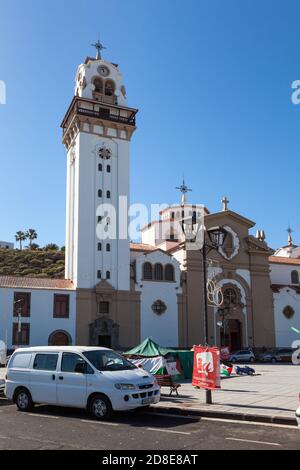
[0,50,299,353]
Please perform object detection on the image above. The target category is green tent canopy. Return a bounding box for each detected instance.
[125,337,175,357]
[125,337,194,379]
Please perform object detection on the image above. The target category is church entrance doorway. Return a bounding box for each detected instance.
[98,335,111,348]
[228,319,242,351]
[89,317,119,349]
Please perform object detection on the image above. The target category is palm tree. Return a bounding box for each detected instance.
[26,228,38,249]
[15,231,27,250]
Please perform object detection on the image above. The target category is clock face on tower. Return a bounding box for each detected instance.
[98,65,110,77]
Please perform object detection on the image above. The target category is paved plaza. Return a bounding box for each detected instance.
[154,364,300,422]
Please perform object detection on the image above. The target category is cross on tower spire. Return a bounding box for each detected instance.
[286,225,294,246]
[91,39,106,59]
[176,178,192,205]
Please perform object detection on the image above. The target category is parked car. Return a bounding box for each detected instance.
[229,350,255,363]
[259,348,295,363]
[0,378,5,396]
[5,346,160,419]
[296,394,300,427]
[0,340,6,367]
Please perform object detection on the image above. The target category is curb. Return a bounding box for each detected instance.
[149,405,298,427]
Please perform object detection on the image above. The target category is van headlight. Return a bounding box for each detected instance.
[114,383,136,390]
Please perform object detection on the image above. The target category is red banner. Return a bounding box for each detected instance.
[192,346,221,390]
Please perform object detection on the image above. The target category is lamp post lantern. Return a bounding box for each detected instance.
[181,218,228,405]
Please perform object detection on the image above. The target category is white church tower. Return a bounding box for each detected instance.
[61,42,138,290]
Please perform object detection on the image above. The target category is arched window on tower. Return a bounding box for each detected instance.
[107,165,111,173]
[166,228,178,242]
[143,262,153,280]
[106,190,111,199]
[291,270,299,284]
[165,264,175,282]
[106,271,111,280]
[105,80,115,97]
[93,78,103,93]
[154,263,163,281]
[93,77,104,101]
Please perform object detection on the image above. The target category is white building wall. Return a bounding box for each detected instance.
[273,288,300,347]
[0,288,76,349]
[135,251,181,347]
[141,226,156,246]
[0,241,14,249]
[270,263,300,285]
[65,131,130,290]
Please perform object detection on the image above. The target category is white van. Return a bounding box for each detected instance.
[5,346,160,419]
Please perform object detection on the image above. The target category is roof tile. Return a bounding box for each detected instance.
[0,276,74,290]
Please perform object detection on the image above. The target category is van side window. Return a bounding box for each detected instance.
[61,353,92,374]
[10,353,32,369]
[33,354,58,371]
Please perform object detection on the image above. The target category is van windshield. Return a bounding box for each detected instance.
[83,350,136,372]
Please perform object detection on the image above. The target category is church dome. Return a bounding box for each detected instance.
[273,228,300,258]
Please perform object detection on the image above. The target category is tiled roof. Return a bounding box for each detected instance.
[130,243,157,252]
[269,256,300,265]
[0,276,74,290]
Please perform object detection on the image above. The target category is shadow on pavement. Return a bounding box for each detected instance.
[0,396,13,406]
[18,404,200,429]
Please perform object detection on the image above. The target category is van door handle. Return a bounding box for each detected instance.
[52,374,55,381]
[59,376,64,380]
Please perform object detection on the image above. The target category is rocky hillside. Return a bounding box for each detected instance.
[0,249,65,278]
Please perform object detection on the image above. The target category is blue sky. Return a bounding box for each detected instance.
[0,0,300,249]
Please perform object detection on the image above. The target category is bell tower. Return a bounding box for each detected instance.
[61,44,138,290]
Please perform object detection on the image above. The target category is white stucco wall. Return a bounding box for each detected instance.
[270,262,300,285]
[141,225,156,246]
[65,131,130,291]
[273,287,300,347]
[135,251,181,347]
[0,288,76,349]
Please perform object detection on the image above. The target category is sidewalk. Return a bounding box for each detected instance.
[152,364,300,424]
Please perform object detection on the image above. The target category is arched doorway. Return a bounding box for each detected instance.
[228,319,242,351]
[48,330,71,346]
[89,317,119,349]
[218,284,244,351]
[220,319,242,351]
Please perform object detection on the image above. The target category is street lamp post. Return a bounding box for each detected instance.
[182,219,228,405]
[14,299,23,346]
[217,306,230,348]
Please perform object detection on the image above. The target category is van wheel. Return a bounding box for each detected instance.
[89,394,113,420]
[15,388,33,412]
